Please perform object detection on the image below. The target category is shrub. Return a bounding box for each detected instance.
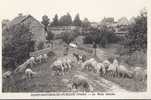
[124,9,147,52]
[83,31,120,48]
[119,50,147,67]
[37,42,44,50]
[61,31,78,44]
[2,24,34,70]
[47,51,55,57]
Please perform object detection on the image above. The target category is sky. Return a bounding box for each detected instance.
[0,0,148,23]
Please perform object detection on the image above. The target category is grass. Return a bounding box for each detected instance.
[99,44,147,92]
[2,42,147,92]
[103,75,147,92]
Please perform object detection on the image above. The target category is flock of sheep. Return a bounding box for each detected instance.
[3,53,48,80]
[50,52,147,92]
[81,57,147,81]
[2,46,147,92]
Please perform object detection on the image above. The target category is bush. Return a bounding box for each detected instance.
[61,31,78,44]
[2,24,34,70]
[37,42,44,50]
[119,50,147,67]
[124,9,147,52]
[47,51,55,57]
[83,31,120,48]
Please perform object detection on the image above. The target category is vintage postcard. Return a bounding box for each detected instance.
[0,0,150,99]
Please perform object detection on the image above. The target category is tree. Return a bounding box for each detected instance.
[62,31,76,44]
[66,13,72,25]
[61,31,77,54]
[125,8,147,52]
[59,13,72,26]
[41,15,50,32]
[83,25,118,48]
[51,14,59,26]
[82,18,91,28]
[46,30,54,48]
[2,24,34,70]
[73,14,82,26]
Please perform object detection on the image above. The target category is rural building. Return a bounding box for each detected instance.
[47,25,82,38]
[100,17,115,26]
[90,22,99,28]
[2,14,46,51]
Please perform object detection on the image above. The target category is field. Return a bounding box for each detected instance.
[2,39,147,92]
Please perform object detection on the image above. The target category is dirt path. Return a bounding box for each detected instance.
[74,69,128,92]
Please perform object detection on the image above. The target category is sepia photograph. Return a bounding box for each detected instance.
[0,0,150,99]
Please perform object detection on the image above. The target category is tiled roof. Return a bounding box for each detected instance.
[7,15,30,28]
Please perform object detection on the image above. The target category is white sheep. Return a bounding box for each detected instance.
[2,71,12,79]
[97,63,106,75]
[43,54,48,62]
[102,60,111,70]
[51,58,64,75]
[71,75,93,92]
[25,68,37,80]
[78,55,83,64]
[36,55,43,64]
[63,56,73,72]
[61,58,70,72]
[14,61,29,73]
[81,58,95,69]
[117,65,133,78]
[107,59,119,77]
[26,57,36,67]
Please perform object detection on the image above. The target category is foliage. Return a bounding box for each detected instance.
[81,18,91,28]
[124,8,147,52]
[59,13,72,26]
[2,24,34,70]
[46,30,54,42]
[73,14,82,26]
[83,26,119,48]
[51,14,59,26]
[41,15,50,32]
[61,31,78,44]
[37,41,44,50]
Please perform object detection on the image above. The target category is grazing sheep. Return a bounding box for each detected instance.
[90,59,100,73]
[82,55,86,62]
[62,58,70,72]
[81,58,96,71]
[51,59,64,75]
[42,54,48,62]
[107,59,118,77]
[97,63,106,75]
[14,61,29,73]
[25,68,37,80]
[92,63,102,73]
[102,60,111,70]
[71,75,93,92]
[26,57,36,67]
[36,55,43,63]
[72,53,80,63]
[117,65,133,78]
[68,53,78,64]
[62,56,72,72]
[2,71,12,79]
[78,55,83,64]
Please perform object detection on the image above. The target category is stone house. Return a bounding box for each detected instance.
[2,14,46,51]
[47,25,82,39]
